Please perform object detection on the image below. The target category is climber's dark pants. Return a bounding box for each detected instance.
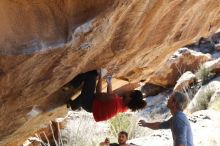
[69,70,97,112]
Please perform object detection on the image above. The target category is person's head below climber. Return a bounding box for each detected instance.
[101,131,131,146]
[117,131,128,145]
[108,131,129,146]
[123,90,146,112]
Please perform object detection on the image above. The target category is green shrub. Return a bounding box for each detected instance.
[195,65,214,85]
[209,92,220,111]
[24,112,149,146]
[196,89,215,110]
[107,113,146,140]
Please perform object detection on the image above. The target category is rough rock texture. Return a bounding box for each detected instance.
[211,29,220,44]
[1,0,220,145]
[147,48,211,87]
[187,76,220,113]
[204,58,220,74]
[174,71,197,92]
[141,83,165,98]
[209,90,220,111]
[216,44,220,51]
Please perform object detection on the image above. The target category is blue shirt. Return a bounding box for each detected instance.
[160,111,194,146]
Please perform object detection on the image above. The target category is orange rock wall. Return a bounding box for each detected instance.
[1,0,220,145]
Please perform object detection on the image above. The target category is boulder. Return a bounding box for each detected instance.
[187,76,220,113]
[197,37,215,53]
[215,44,220,52]
[204,58,220,74]
[174,71,197,92]
[141,83,165,98]
[209,90,220,111]
[148,48,211,87]
[211,29,220,44]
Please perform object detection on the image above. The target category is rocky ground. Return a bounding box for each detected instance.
[129,110,220,146]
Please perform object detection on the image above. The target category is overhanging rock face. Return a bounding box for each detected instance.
[1,0,220,145]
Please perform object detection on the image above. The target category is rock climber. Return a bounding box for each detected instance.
[66,69,146,122]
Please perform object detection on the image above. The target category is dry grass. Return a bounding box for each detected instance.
[196,88,215,110]
[23,111,151,146]
[195,65,214,85]
[107,113,149,140]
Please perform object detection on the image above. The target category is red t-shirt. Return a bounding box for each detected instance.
[92,94,128,122]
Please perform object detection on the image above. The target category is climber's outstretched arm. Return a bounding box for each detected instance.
[95,75,114,102]
[96,73,102,94]
[106,76,113,94]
